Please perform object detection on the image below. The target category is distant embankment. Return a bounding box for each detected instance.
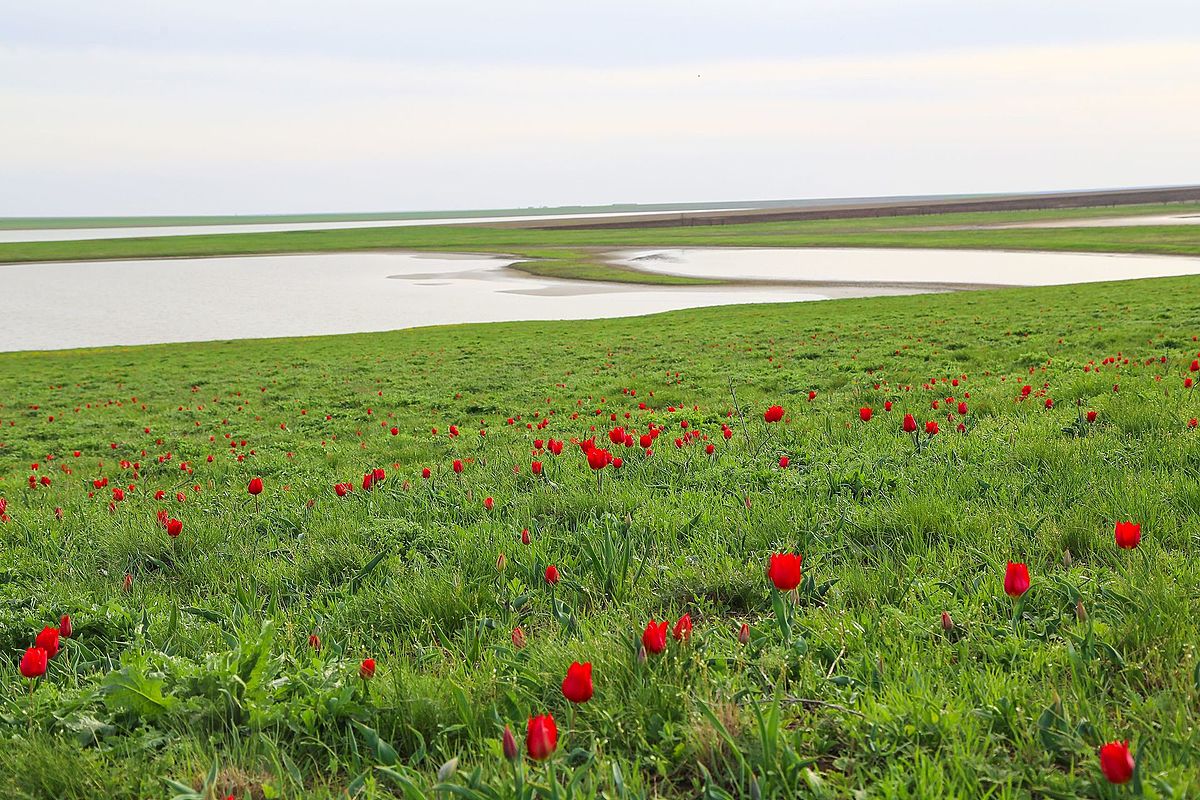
[521,186,1200,230]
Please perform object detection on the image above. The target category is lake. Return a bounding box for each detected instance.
[3,247,1197,352]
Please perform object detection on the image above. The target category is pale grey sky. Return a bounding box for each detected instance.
[3,1,1198,215]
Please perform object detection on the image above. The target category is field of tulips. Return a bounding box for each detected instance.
[2,273,1199,799]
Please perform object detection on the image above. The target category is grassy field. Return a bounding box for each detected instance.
[2,268,1200,798]
[2,203,1199,287]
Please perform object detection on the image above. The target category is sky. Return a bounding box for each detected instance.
[3,1,1199,216]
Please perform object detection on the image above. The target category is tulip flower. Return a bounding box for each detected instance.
[502,725,519,761]
[526,714,558,761]
[1114,521,1141,549]
[737,622,750,645]
[1098,740,1134,784]
[59,615,72,639]
[19,646,47,679]
[35,626,60,659]
[767,553,803,591]
[560,661,593,703]
[641,619,669,654]
[544,564,560,585]
[763,405,785,423]
[511,627,527,648]
[672,613,693,642]
[359,658,376,680]
[902,413,918,433]
[166,518,183,538]
[1003,561,1030,598]
[859,407,872,422]
[247,477,263,495]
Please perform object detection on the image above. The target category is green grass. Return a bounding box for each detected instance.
[2,203,1199,288]
[2,273,1200,798]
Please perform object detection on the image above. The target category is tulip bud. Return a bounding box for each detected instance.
[502,725,519,761]
[941,611,955,632]
[637,644,647,663]
[60,614,73,638]
[308,634,321,651]
[1075,600,1088,623]
[511,627,526,649]
[521,528,531,545]
[122,573,133,593]
[1062,549,1072,568]
[496,553,507,572]
[737,622,750,645]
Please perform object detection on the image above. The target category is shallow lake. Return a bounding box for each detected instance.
[614,247,1200,286]
[4,247,1198,352]
[0,252,835,352]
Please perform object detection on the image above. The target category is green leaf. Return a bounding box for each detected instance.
[102,667,177,719]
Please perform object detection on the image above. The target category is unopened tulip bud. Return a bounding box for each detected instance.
[511,627,526,649]
[738,622,750,645]
[122,573,133,593]
[521,528,531,545]
[496,553,507,572]
[637,644,647,663]
[1062,549,1072,568]
[941,611,955,632]
[1075,600,1087,623]
[502,725,519,761]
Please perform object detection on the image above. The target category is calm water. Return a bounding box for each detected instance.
[0,252,832,352]
[5,247,1197,352]
[615,248,1200,286]
[0,209,734,243]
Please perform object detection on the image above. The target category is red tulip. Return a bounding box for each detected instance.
[308,634,321,650]
[737,622,750,645]
[35,626,60,659]
[359,658,376,680]
[59,615,72,638]
[1114,521,1141,549]
[421,467,432,479]
[778,456,790,469]
[452,459,464,474]
[957,401,968,415]
[763,405,785,423]
[925,420,939,435]
[526,714,558,761]
[166,518,183,538]
[531,460,543,475]
[544,564,560,585]
[1044,397,1054,409]
[511,627,527,648]
[1098,740,1134,784]
[767,553,803,591]
[1003,561,1030,598]
[902,413,918,433]
[521,528,531,545]
[247,477,263,495]
[586,447,612,470]
[19,646,47,679]
[859,407,872,422]
[672,613,693,642]
[483,496,494,510]
[641,619,669,654]
[1086,411,1098,423]
[561,661,593,703]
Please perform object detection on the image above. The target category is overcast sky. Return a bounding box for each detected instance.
[3,1,1199,215]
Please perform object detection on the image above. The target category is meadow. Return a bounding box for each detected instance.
[2,262,1199,798]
